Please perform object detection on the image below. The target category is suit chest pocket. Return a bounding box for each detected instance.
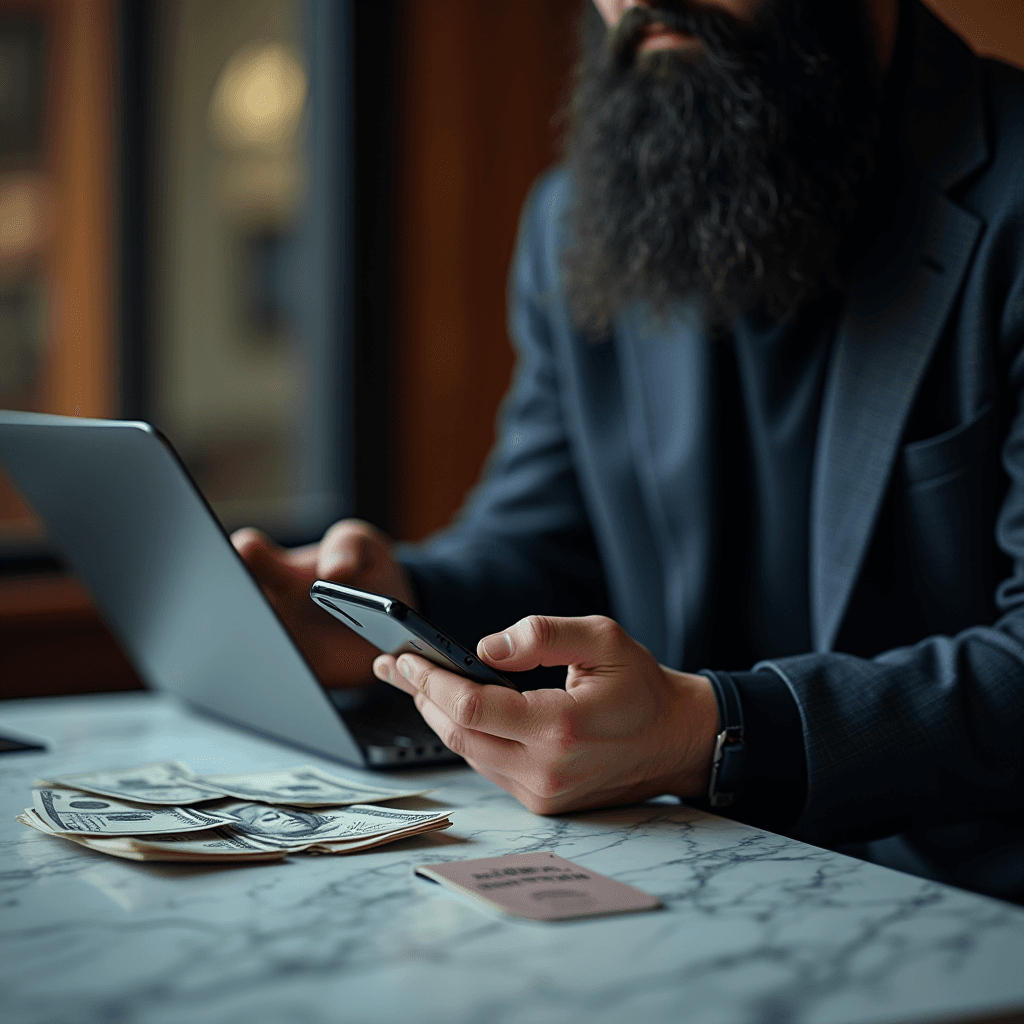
[902,401,995,487]
[898,401,999,631]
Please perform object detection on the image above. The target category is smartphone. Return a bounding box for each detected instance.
[309,580,519,690]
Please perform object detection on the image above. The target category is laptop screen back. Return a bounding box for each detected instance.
[0,411,364,764]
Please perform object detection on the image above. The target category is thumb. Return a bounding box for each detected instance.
[477,615,626,672]
[231,528,295,591]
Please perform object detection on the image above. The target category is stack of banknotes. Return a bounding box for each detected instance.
[17,761,451,863]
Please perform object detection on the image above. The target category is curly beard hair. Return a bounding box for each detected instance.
[563,0,883,335]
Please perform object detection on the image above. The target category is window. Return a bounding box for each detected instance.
[149,0,345,540]
[0,0,356,566]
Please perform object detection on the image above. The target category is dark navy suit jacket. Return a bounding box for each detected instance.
[401,1,1024,897]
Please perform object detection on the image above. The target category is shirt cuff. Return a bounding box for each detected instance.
[712,669,808,833]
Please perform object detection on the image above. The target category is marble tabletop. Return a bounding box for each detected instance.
[2,692,1024,1024]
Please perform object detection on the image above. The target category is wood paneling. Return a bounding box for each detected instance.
[42,0,116,418]
[924,0,1024,69]
[391,0,580,542]
[0,574,142,698]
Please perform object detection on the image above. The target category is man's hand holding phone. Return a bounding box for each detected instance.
[232,519,416,689]
[235,523,719,816]
[371,614,719,815]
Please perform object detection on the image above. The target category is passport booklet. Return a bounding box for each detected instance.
[414,850,661,922]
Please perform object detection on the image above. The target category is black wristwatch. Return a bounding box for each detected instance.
[703,670,745,808]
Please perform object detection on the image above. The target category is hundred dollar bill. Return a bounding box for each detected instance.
[306,819,453,855]
[133,819,453,858]
[19,812,286,863]
[216,800,452,849]
[36,761,225,805]
[109,827,284,861]
[19,808,450,860]
[77,833,287,863]
[199,765,432,807]
[31,788,236,836]
[20,801,453,859]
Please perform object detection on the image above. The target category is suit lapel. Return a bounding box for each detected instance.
[811,190,983,651]
[810,0,989,651]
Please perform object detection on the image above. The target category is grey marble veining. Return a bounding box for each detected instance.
[1,693,1023,1024]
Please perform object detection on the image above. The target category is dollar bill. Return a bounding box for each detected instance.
[36,761,225,805]
[199,765,432,807]
[31,788,236,836]
[80,834,287,863]
[19,801,452,861]
[38,762,432,808]
[19,812,287,863]
[305,819,452,855]
[215,801,452,849]
[116,828,286,861]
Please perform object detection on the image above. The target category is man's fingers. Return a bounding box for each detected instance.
[414,696,526,773]
[318,519,385,579]
[477,614,631,673]
[374,654,536,741]
[231,528,296,591]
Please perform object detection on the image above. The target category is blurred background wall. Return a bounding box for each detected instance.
[0,0,1020,697]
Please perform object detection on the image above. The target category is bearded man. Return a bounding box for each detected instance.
[234,0,1024,904]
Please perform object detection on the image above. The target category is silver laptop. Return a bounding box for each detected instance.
[0,410,456,767]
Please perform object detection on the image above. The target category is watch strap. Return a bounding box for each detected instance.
[703,670,745,808]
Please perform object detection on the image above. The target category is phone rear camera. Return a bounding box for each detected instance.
[464,656,473,665]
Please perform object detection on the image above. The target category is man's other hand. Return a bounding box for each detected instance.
[372,614,718,814]
[232,519,416,689]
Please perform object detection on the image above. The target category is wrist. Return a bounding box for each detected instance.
[657,668,719,798]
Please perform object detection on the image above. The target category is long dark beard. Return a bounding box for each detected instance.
[563,1,883,334]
